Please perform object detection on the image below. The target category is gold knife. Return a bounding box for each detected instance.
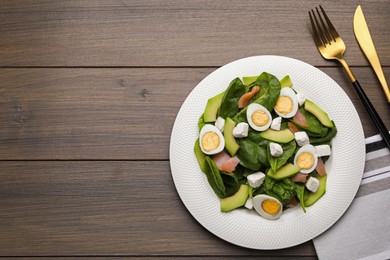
[353,5,390,103]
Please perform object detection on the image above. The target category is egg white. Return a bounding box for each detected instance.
[252,194,283,220]
[246,103,272,132]
[274,87,299,118]
[199,124,225,155]
[294,144,318,174]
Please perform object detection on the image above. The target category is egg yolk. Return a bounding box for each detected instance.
[275,96,293,114]
[261,199,281,215]
[297,152,314,169]
[201,131,220,152]
[251,110,269,126]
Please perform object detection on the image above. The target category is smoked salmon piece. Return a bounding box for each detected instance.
[292,173,308,183]
[293,110,308,127]
[212,151,231,170]
[212,151,240,173]
[316,157,327,176]
[238,86,260,109]
[221,156,240,173]
[288,122,300,134]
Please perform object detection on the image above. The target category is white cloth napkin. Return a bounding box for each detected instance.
[313,133,390,260]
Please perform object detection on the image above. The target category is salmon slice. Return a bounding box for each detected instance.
[212,151,231,170]
[238,86,260,108]
[293,110,308,127]
[292,172,308,183]
[285,197,298,207]
[316,157,327,176]
[221,156,240,172]
[288,122,300,134]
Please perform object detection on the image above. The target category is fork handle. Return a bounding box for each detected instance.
[352,80,390,148]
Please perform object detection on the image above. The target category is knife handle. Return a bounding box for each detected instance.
[352,80,390,148]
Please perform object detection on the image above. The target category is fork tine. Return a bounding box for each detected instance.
[309,10,324,48]
[319,5,340,39]
[311,9,327,46]
[316,7,333,43]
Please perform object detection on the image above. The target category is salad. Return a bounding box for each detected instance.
[194,72,337,220]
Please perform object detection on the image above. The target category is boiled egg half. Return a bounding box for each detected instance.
[246,103,272,132]
[294,144,318,174]
[253,194,283,220]
[274,87,298,118]
[199,124,225,155]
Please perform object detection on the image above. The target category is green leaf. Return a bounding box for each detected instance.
[203,157,242,198]
[236,138,266,171]
[267,140,297,172]
[291,107,323,136]
[204,157,226,198]
[261,176,296,204]
[232,72,281,123]
[295,184,306,213]
[309,121,337,144]
[218,78,246,118]
[198,113,206,132]
[221,172,241,197]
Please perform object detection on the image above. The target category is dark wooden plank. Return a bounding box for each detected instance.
[0,67,388,160]
[0,0,388,67]
[1,255,318,260]
[0,161,317,256]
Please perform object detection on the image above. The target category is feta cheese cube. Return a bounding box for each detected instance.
[232,122,249,138]
[294,131,310,146]
[214,117,225,133]
[305,177,320,193]
[270,142,283,157]
[271,117,282,130]
[244,198,253,209]
[247,171,265,188]
[315,144,331,157]
[296,92,306,107]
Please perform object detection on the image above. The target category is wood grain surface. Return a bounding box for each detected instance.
[0,67,388,160]
[0,0,389,258]
[0,0,389,67]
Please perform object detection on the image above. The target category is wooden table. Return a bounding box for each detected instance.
[0,1,389,258]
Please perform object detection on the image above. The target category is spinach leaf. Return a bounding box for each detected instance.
[221,172,241,197]
[262,176,296,204]
[236,138,267,171]
[203,157,241,198]
[252,72,282,111]
[291,107,323,136]
[295,184,306,213]
[232,72,281,123]
[198,113,206,132]
[267,140,297,172]
[204,157,226,198]
[234,165,255,180]
[218,78,246,118]
[310,121,337,144]
[247,129,270,146]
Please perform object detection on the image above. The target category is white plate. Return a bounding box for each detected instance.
[169,55,365,249]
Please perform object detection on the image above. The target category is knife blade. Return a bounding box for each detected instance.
[353,5,390,103]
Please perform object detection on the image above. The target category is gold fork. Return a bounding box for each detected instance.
[309,6,390,148]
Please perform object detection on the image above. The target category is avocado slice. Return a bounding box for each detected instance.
[304,175,327,207]
[304,100,333,128]
[267,163,301,180]
[224,117,240,156]
[242,76,258,86]
[204,92,224,122]
[259,128,295,143]
[220,184,249,212]
[194,138,207,173]
[280,75,293,88]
